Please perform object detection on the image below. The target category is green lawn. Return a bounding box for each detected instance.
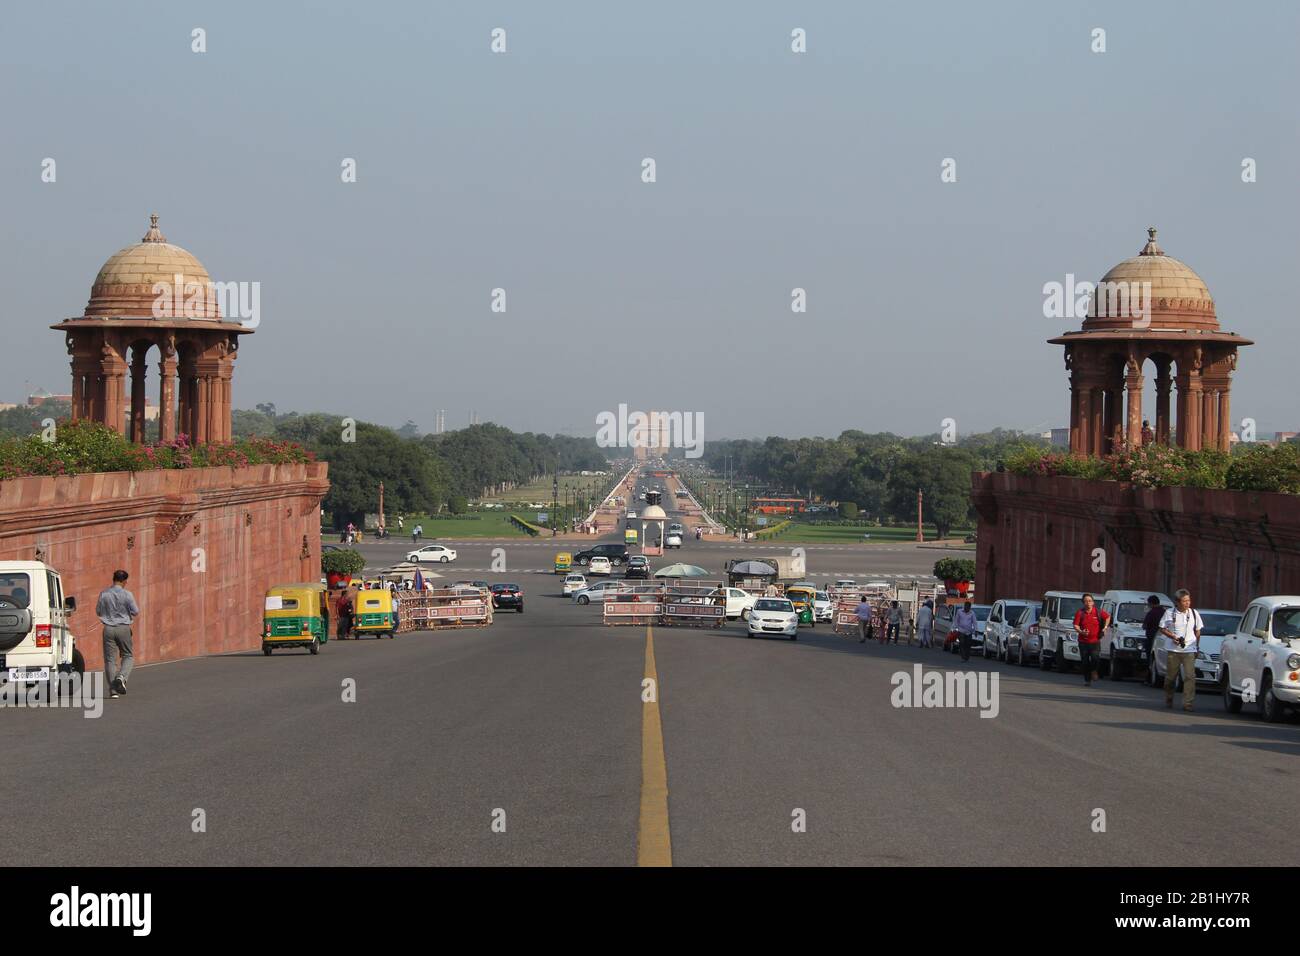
[479,474,608,504]
[390,513,533,538]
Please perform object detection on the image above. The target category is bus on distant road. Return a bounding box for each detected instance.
[752,497,807,515]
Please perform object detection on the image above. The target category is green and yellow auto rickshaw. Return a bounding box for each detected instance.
[554,552,573,574]
[624,527,639,544]
[263,583,330,655]
[785,584,817,628]
[352,587,398,639]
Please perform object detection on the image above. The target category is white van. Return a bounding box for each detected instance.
[1098,589,1172,681]
[1038,591,1087,672]
[0,561,83,684]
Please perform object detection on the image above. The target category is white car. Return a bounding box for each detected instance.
[711,587,757,620]
[562,573,587,596]
[814,591,834,623]
[664,533,683,549]
[0,560,84,686]
[627,510,638,521]
[983,598,1034,660]
[1099,589,1172,679]
[747,597,800,640]
[588,556,612,576]
[406,544,457,563]
[1221,596,1300,722]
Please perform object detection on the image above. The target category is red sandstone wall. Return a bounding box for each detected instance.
[972,472,1300,612]
[0,462,328,669]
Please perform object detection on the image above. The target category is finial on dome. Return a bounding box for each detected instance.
[142,213,166,243]
[1140,226,1163,257]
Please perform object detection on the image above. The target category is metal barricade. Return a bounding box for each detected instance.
[600,582,726,628]
[395,587,493,632]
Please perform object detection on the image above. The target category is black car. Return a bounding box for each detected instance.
[572,543,629,567]
[624,556,650,580]
[490,583,524,613]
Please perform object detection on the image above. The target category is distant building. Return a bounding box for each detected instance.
[28,391,72,406]
[1050,428,1070,448]
[1276,432,1298,445]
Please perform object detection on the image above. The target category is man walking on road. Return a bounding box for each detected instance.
[887,601,902,644]
[1072,592,1108,686]
[1160,589,1203,712]
[855,595,873,643]
[916,599,934,649]
[1141,594,1164,677]
[96,569,139,699]
[954,601,977,661]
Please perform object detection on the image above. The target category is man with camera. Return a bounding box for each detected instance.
[1159,588,1203,712]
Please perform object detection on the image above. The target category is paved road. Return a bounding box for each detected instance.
[5,573,1297,866]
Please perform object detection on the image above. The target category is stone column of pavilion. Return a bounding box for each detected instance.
[53,214,250,444]
[1050,227,1251,455]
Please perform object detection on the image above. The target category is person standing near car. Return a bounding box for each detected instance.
[916,599,934,649]
[953,601,977,661]
[1159,589,1203,712]
[1072,593,1108,686]
[96,569,139,699]
[1141,594,1163,676]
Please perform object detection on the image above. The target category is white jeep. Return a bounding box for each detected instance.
[0,561,84,686]
[1221,595,1300,722]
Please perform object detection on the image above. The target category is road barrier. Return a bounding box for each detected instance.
[395,587,494,631]
[601,582,726,628]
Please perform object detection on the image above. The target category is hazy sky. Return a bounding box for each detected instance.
[3,0,1297,440]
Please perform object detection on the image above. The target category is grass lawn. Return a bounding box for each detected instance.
[759,523,974,544]
[392,513,533,538]
[479,474,607,504]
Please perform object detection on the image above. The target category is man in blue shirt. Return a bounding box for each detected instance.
[953,601,977,662]
[96,569,139,699]
[855,595,873,644]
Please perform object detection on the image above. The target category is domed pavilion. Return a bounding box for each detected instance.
[1049,228,1251,454]
[52,215,252,444]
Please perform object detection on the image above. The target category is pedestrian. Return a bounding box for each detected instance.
[953,600,977,662]
[96,569,139,699]
[916,598,934,649]
[1072,592,1109,686]
[337,591,355,640]
[397,515,404,531]
[887,600,902,644]
[1159,589,1203,712]
[1141,594,1164,677]
[1141,419,1154,445]
[855,594,873,643]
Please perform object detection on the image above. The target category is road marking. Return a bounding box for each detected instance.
[638,626,672,867]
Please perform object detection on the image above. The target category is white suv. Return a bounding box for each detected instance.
[1039,591,1087,672]
[1098,589,1172,680]
[0,561,84,686]
[1221,596,1300,722]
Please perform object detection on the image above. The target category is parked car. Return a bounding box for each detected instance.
[933,602,957,645]
[1099,589,1172,680]
[1039,591,1087,671]
[588,556,612,576]
[406,544,457,563]
[747,597,800,640]
[711,587,757,620]
[625,556,650,580]
[1006,604,1043,665]
[814,591,834,623]
[665,533,683,549]
[627,510,638,521]
[562,573,587,596]
[983,598,1034,660]
[668,523,684,537]
[943,604,990,654]
[572,544,629,568]
[0,561,84,687]
[490,583,524,613]
[1221,596,1300,722]
[1149,608,1240,690]
[573,580,622,605]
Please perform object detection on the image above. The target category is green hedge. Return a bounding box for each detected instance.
[509,514,543,536]
[754,519,792,540]
[1006,441,1300,494]
[0,419,313,480]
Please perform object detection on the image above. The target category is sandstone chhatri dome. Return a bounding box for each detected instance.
[83,214,222,320]
[1082,227,1218,333]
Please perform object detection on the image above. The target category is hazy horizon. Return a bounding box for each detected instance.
[4,0,1297,441]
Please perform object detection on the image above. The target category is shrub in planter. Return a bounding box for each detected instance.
[839,501,859,519]
[322,548,365,587]
[933,557,976,586]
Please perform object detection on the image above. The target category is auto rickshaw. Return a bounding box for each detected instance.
[263,583,330,655]
[785,584,817,627]
[624,527,638,544]
[554,552,572,574]
[352,587,398,639]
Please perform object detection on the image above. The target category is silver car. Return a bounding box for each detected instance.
[1149,609,1242,689]
[1006,604,1043,666]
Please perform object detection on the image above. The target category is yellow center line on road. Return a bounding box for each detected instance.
[637,625,672,867]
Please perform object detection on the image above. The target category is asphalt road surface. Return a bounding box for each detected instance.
[6,566,1298,866]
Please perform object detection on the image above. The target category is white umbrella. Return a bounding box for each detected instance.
[654,563,710,578]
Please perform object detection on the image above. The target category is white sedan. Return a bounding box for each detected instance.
[562,573,588,596]
[711,587,757,620]
[588,556,612,576]
[747,598,800,640]
[406,544,457,563]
